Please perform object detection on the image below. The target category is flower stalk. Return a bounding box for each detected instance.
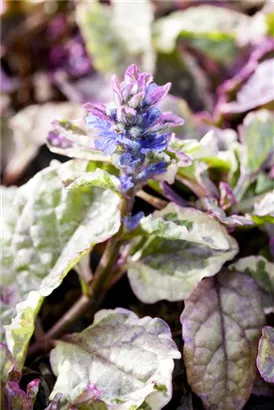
[28,63,185,356]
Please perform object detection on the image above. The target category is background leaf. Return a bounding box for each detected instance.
[153,6,249,64]
[181,270,265,410]
[76,0,155,76]
[239,110,274,177]
[2,103,84,185]
[220,59,274,115]
[253,190,274,223]
[49,308,180,410]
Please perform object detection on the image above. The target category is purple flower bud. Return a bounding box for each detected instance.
[128,91,145,108]
[144,83,171,107]
[124,211,144,231]
[138,72,153,91]
[26,379,40,403]
[84,102,109,121]
[160,112,185,126]
[125,64,139,81]
[112,75,123,106]
[121,82,134,100]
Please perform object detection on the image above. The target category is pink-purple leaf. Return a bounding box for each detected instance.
[257,326,274,384]
[181,270,265,410]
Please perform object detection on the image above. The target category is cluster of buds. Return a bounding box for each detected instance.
[84,64,184,192]
[48,64,185,193]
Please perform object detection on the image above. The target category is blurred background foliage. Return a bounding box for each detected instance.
[1,0,273,186]
[1,2,274,409]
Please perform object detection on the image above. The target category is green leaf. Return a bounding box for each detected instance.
[240,110,274,176]
[0,343,15,383]
[153,6,248,64]
[49,308,180,410]
[76,0,155,76]
[64,168,121,194]
[229,256,274,314]
[1,160,121,369]
[47,118,110,162]
[127,204,238,303]
[257,326,274,384]
[229,256,274,294]
[252,190,274,224]
[181,270,265,410]
[170,131,218,161]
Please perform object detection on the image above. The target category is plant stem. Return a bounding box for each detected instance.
[136,190,168,209]
[39,294,91,341]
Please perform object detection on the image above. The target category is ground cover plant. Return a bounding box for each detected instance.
[1,1,274,409]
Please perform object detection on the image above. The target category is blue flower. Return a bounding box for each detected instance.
[85,115,123,155]
[124,211,144,231]
[119,152,145,171]
[119,174,134,193]
[136,161,168,182]
[50,64,185,193]
[140,133,170,154]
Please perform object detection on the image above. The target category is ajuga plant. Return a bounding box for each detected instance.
[1,63,274,410]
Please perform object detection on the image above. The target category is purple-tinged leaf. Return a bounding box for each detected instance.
[0,343,16,383]
[257,326,274,384]
[5,379,40,410]
[181,270,265,410]
[0,344,39,410]
[26,379,40,404]
[219,182,236,210]
[252,371,274,397]
[203,197,254,227]
[44,393,63,410]
[219,58,274,115]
